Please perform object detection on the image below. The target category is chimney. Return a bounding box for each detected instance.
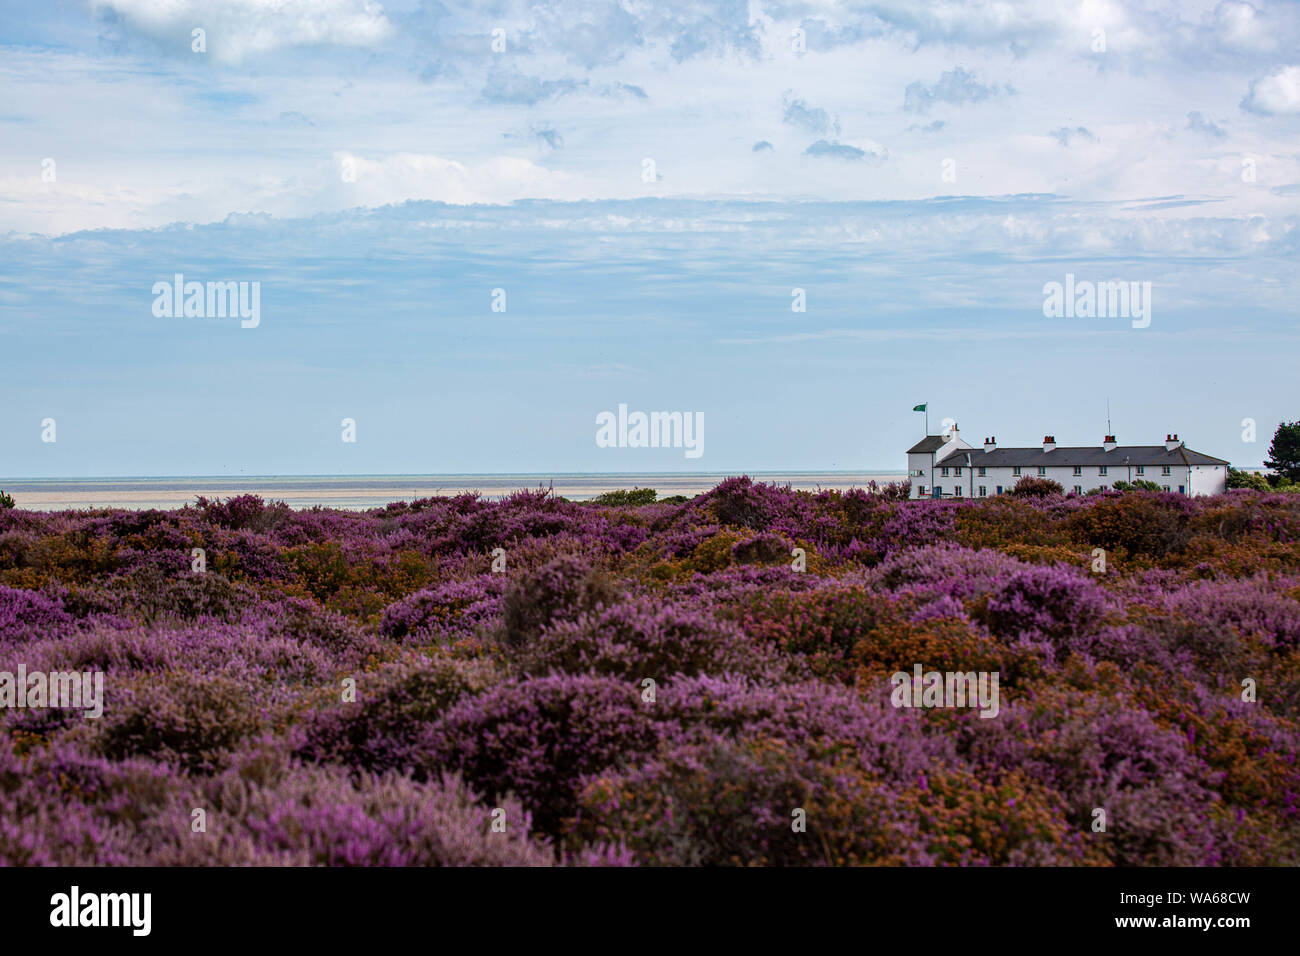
[1102,435,1117,452]
[1165,433,1181,451]
[1043,435,1056,453]
[984,436,996,453]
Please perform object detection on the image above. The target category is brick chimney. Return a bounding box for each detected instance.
[1102,435,1117,452]
[1165,433,1182,451]
[1043,435,1056,453]
[984,436,996,453]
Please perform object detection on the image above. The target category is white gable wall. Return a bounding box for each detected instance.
[1188,464,1228,496]
[908,437,972,498]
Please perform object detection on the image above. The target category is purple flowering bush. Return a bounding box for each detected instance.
[1,480,1298,864]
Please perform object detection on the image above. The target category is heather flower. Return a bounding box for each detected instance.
[298,651,500,773]
[0,584,75,642]
[498,554,621,647]
[517,598,765,680]
[0,482,1296,865]
[983,563,1111,645]
[380,575,506,643]
[420,674,664,833]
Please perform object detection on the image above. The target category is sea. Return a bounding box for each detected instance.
[0,472,908,512]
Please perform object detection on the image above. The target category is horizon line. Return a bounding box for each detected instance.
[0,469,910,483]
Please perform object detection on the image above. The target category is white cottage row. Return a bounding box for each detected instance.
[906,427,1229,499]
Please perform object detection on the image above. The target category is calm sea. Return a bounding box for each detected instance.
[0,472,907,511]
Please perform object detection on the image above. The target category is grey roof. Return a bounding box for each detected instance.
[936,444,1229,468]
[907,435,951,454]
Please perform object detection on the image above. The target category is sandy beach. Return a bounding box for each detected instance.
[0,473,908,511]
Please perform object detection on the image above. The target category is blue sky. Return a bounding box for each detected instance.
[1,1,1298,476]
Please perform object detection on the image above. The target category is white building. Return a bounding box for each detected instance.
[907,426,1229,499]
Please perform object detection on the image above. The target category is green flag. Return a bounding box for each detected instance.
[912,403,927,412]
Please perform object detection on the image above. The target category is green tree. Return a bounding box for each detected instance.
[1227,468,1271,491]
[1264,421,1300,484]
[0,490,13,509]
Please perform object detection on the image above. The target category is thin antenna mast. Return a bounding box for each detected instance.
[1106,398,1112,436]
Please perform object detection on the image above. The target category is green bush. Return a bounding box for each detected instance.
[1110,479,1163,492]
[0,490,14,510]
[592,487,658,506]
[1227,468,1271,491]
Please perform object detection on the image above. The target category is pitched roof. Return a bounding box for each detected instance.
[936,444,1229,467]
[907,435,949,454]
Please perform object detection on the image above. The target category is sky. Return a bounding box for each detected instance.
[0,0,1298,477]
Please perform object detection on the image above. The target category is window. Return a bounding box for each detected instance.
[1012,467,1022,476]
[917,486,926,497]
[1098,466,1108,476]
[954,487,963,497]
[1037,466,1046,476]
[1161,465,1171,476]
[1072,485,1082,495]
[954,466,962,476]
[940,467,949,477]
[978,467,986,477]
[978,485,987,497]
[1135,466,1145,475]
[1072,466,1082,476]
[1162,485,1171,493]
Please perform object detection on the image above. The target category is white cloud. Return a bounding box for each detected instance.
[93,0,394,64]
[331,151,577,206]
[1241,65,1300,115]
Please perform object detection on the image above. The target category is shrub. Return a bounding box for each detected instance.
[1111,479,1164,492]
[0,585,75,642]
[96,672,266,773]
[194,495,292,532]
[706,476,773,530]
[731,532,793,567]
[421,674,662,833]
[297,652,500,773]
[982,564,1110,646]
[965,688,1219,865]
[517,598,761,680]
[576,734,901,865]
[380,575,505,642]
[498,554,620,648]
[166,767,558,866]
[1010,476,1064,498]
[733,586,899,678]
[1068,493,1192,559]
[105,566,252,625]
[851,615,1042,688]
[1228,468,1272,492]
[591,488,657,506]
